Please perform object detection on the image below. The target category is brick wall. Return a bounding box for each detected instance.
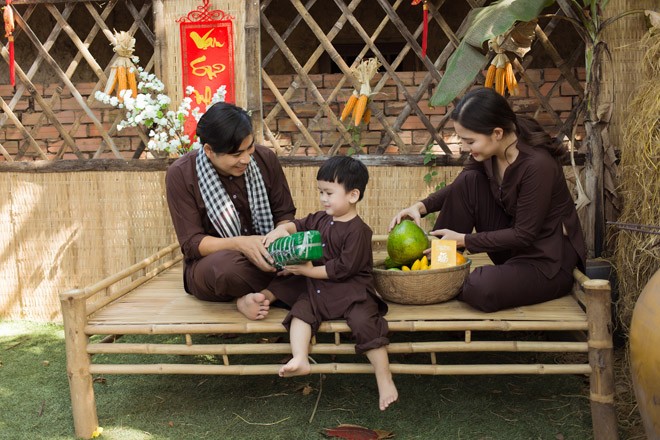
[0,68,585,160]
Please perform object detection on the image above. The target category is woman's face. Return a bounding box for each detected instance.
[204,134,255,177]
[454,122,501,162]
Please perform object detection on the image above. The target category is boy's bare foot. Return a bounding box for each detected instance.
[278,356,311,377]
[236,292,270,320]
[377,375,398,411]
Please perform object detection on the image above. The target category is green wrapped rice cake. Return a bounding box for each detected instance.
[268,230,323,269]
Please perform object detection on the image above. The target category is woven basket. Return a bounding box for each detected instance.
[373,260,471,305]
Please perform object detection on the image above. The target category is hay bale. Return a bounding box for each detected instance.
[613,29,660,334]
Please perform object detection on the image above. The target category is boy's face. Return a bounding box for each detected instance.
[317,180,359,218]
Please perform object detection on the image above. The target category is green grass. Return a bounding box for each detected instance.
[0,321,595,439]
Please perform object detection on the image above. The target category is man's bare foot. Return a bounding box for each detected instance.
[377,375,398,411]
[278,356,311,377]
[236,292,270,320]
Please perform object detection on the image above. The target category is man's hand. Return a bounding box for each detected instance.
[236,235,276,272]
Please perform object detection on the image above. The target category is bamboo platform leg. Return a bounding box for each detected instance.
[584,279,618,440]
[61,290,98,439]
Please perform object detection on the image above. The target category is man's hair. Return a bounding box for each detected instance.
[196,102,252,154]
[317,155,369,201]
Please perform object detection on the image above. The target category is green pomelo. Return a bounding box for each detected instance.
[387,220,429,266]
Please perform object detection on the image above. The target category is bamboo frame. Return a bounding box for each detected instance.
[60,241,616,439]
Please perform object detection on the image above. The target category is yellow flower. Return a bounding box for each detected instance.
[91,426,104,438]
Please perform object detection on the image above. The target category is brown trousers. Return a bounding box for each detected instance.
[184,250,300,306]
[277,277,389,354]
[435,170,578,312]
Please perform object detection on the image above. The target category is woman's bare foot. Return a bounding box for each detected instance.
[236,292,270,320]
[278,356,311,377]
[376,374,398,411]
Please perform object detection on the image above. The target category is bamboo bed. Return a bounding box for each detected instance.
[60,238,618,439]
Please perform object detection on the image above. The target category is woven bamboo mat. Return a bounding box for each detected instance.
[88,262,587,327]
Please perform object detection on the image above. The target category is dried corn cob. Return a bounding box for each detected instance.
[341,90,359,122]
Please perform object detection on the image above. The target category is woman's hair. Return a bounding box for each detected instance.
[196,102,253,154]
[450,87,565,157]
[317,155,369,201]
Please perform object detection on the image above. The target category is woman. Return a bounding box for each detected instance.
[166,102,297,319]
[390,87,586,312]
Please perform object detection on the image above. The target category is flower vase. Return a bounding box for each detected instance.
[629,267,660,439]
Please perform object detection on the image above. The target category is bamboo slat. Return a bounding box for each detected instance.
[245,0,263,143]
[87,340,588,356]
[88,362,592,376]
[86,262,588,330]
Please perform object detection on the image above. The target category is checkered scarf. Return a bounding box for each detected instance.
[196,150,274,237]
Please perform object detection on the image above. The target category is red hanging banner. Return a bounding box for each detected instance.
[178,1,235,136]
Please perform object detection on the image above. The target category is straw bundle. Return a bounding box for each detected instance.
[613,27,660,334]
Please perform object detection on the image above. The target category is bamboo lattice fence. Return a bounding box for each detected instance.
[0,0,591,161]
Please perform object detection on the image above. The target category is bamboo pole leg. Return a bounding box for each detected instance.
[584,279,618,440]
[61,291,98,439]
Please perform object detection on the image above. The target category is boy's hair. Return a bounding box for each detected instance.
[317,155,369,201]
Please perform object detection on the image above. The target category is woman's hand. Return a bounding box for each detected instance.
[430,229,466,247]
[236,236,276,272]
[388,202,427,231]
[262,226,290,248]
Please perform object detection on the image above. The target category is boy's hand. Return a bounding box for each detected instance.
[281,260,313,276]
[262,226,290,248]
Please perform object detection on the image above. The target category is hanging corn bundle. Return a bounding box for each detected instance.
[339,58,380,126]
[103,29,138,102]
[483,22,536,97]
[485,35,518,96]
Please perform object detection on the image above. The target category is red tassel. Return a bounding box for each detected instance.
[421,1,428,58]
[4,0,14,86]
[8,35,13,85]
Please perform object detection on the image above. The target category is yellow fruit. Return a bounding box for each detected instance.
[387,220,430,267]
[401,266,411,271]
[456,252,467,266]
[411,259,421,271]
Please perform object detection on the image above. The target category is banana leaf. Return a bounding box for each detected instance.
[430,0,555,107]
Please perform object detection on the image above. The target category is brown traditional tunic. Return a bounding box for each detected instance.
[165,146,296,301]
[268,211,389,354]
[421,142,586,312]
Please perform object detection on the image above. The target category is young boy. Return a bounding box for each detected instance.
[262,155,398,411]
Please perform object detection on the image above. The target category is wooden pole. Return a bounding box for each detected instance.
[60,291,98,439]
[584,279,618,439]
[152,0,165,82]
[245,0,263,144]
